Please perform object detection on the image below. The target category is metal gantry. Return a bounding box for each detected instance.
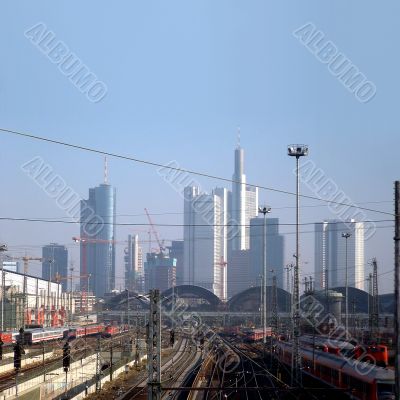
[371,258,379,337]
[148,289,161,400]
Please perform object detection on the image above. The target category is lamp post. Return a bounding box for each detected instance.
[342,232,352,340]
[0,245,8,331]
[258,206,271,345]
[287,144,308,385]
[126,289,130,328]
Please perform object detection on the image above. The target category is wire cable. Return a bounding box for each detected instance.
[0,127,394,216]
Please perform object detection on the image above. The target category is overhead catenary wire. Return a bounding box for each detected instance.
[0,215,392,227]
[0,127,394,217]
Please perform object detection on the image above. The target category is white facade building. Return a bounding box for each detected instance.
[2,261,21,273]
[315,220,365,291]
[183,187,228,300]
[125,234,144,292]
[231,145,258,251]
[0,270,72,329]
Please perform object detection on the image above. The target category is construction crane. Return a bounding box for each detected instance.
[144,208,165,254]
[6,255,44,275]
[54,273,91,285]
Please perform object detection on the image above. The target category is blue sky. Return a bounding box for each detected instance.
[0,1,398,292]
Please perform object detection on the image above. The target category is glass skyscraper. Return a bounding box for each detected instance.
[42,243,68,290]
[80,183,116,297]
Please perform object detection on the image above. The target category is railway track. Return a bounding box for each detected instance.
[0,330,140,393]
[116,336,199,400]
[187,336,291,400]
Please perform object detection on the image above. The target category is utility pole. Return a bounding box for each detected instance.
[95,335,101,392]
[127,289,130,328]
[0,244,8,331]
[110,341,113,381]
[342,232,351,340]
[371,258,379,338]
[287,144,308,386]
[148,289,161,400]
[271,273,278,337]
[368,272,373,334]
[394,181,400,400]
[351,299,357,339]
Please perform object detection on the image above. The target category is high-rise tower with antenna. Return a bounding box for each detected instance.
[231,131,258,251]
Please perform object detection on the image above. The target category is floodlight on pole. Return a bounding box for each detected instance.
[287,144,308,386]
[258,206,271,345]
[342,232,352,340]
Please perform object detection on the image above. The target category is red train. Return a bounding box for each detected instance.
[300,335,389,367]
[0,331,21,345]
[102,324,129,338]
[276,341,394,400]
[243,327,272,342]
[354,344,389,367]
[67,324,104,340]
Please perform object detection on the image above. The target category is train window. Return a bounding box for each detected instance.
[332,369,339,381]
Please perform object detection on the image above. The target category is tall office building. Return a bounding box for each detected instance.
[42,244,68,290]
[227,249,251,298]
[80,183,116,297]
[125,234,143,293]
[168,241,184,286]
[144,253,176,293]
[315,220,365,291]
[183,187,228,299]
[231,144,259,251]
[249,217,284,289]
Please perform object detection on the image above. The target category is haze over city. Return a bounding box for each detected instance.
[0,2,399,399]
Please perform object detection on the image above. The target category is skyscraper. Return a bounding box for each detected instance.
[227,249,251,298]
[249,217,284,289]
[80,183,116,297]
[144,252,176,293]
[183,187,228,299]
[231,143,259,251]
[168,241,184,286]
[125,234,143,293]
[42,244,68,290]
[314,219,365,291]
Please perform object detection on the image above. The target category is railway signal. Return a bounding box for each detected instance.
[13,342,24,371]
[63,341,71,372]
[18,327,24,345]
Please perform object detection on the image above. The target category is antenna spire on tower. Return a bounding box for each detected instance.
[104,156,108,184]
[237,127,241,148]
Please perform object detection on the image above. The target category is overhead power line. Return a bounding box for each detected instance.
[0,215,392,227]
[0,127,394,216]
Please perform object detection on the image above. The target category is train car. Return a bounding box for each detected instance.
[243,328,272,342]
[0,332,13,345]
[102,325,120,338]
[276,341,394,400]
[354,344,389,367]
[11,331,19,344]
[300,335,355,357]
[23,327,67,345]
[67,325,104,340]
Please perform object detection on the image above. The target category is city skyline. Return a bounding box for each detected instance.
[0,1,396,295]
